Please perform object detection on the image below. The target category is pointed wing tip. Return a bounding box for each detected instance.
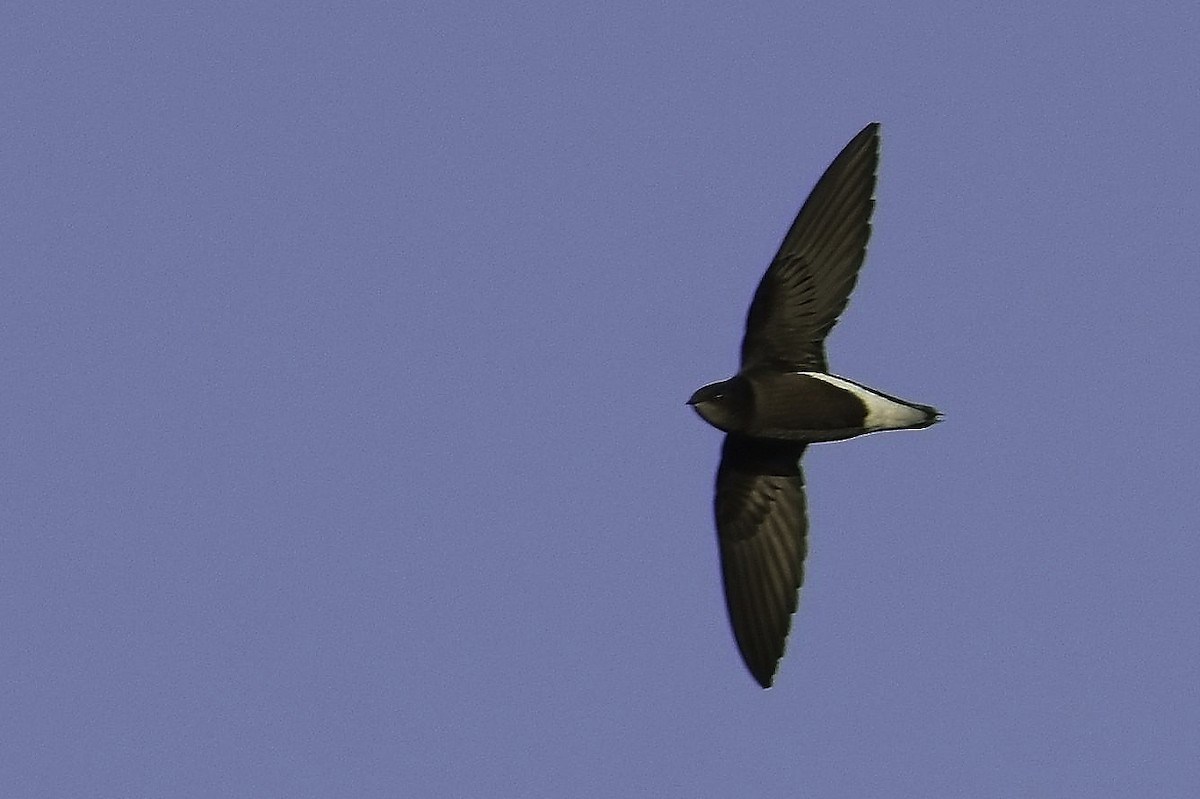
[854,122,882,158]
[737,635,788,689]
[848,122,881,164]
[743,642,786,688]
[751,668,776,689]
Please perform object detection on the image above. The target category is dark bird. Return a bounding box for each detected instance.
[687,123,941,688]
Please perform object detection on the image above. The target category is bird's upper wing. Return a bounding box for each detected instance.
[740,122,880,372]
[714,434,808,688]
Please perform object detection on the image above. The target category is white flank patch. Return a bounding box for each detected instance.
[802,373,930,431]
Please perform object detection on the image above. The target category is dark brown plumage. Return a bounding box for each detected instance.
[688,123,941,688]
[740,123,879,374]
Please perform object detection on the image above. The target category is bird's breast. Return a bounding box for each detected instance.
[746,372,868,440]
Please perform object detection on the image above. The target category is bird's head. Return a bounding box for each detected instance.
[687,377,752,433]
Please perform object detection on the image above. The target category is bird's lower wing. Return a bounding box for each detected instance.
[715,435,808,688]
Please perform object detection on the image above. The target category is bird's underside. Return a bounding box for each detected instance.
[688,122,941,688]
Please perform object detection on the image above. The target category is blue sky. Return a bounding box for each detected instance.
[4,2,1198,796]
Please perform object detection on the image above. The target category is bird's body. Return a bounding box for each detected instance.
[691,370,937,443]
[688,122,941,688]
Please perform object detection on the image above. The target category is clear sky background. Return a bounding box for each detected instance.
[4,2,1198,797]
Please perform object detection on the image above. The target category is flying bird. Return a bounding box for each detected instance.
[687,122,941,688]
